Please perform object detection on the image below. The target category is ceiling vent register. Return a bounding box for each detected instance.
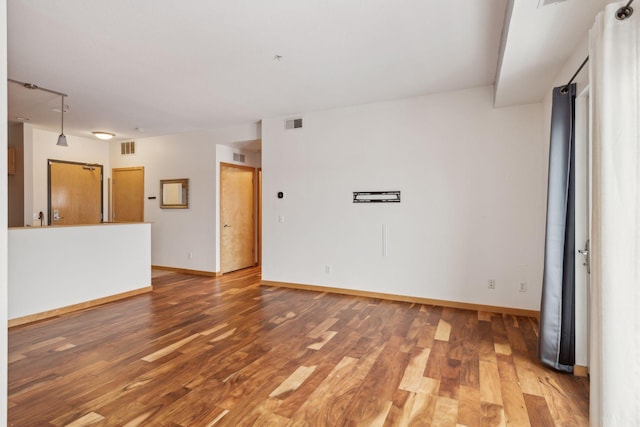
[537,0,568,7]
[121,141,136,155]
[285,118,303,129]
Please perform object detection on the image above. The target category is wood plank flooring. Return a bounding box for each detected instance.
[8,268,589,426]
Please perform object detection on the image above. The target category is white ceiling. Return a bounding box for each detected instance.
[7,0,615,142]
[495,0,612,107]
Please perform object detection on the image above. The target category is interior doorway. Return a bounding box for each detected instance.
[48,160,103,225]
[220,162,256,274]
[111,167,144,222]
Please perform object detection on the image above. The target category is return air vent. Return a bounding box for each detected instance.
[538,0,568,7]
[120,141,136,155]
[285,118,303,129]
[233,153,246,163]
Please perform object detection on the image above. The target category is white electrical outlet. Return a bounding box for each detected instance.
[488,279,496,290]
[325,264,331,274]
[188,251,193,259]
[520,282,527,292]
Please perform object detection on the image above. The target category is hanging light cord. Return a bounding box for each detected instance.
[60,95,65,134]
[561,0,634,94]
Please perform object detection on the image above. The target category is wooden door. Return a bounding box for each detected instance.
[49,160,102,225]
[112,167,144,222]
[220,163,255,273]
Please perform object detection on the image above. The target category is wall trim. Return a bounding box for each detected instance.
[8,286,152,328]
[573,365,588,377]
[261,280,540,319]
[152,265,221,277]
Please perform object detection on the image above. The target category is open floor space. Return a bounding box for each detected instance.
[8,268,588,426]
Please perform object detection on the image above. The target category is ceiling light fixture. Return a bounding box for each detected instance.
[92,131,115,140]
[56,95,68,147]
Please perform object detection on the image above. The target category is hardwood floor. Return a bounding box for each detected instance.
[8,268,589,426]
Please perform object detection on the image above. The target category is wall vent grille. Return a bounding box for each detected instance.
[233,153,246,163]
[285,118,303,129]
[537,0,568,7]
[120,141,136,155]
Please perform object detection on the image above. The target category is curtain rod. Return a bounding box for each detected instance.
[561,0,634,94]
[616,0,635,20]
[560,56,589,94]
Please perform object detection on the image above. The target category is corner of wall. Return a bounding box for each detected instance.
[1,0,10,421]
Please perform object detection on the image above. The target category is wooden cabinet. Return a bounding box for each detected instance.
[8,146,16,175]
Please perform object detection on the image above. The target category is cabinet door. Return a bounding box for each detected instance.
[8,147,16,175]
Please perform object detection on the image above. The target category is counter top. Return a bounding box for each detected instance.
[10,222,150,230]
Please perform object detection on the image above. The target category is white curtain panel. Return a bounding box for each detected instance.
[589,2,640,425]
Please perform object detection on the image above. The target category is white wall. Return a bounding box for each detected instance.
[24,125,111,226]
[110,125,260,273]
[8,224,150,319]
[262,85,546,311]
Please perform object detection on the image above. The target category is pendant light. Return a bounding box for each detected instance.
[56,94,68,147]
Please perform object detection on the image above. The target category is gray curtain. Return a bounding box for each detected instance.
[539,84,576,373]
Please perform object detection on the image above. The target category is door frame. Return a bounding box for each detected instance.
[574,85,590,373]
[219,162,258,274]
[47,159,104,225]
[257,168,262,267]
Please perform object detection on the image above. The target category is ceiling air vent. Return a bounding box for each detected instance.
[285,118,303,129]
[120,141,135,155]
[538,0,568,7]
[233,153,246,163]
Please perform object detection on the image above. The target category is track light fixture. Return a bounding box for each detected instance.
[8,79,69,147]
